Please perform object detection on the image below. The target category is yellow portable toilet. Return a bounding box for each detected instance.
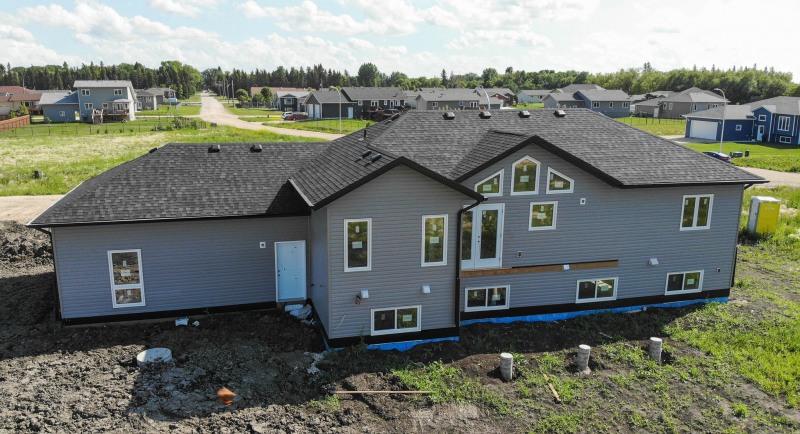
[747,196,781,235]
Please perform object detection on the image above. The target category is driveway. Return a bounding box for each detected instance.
[198,94,343,141]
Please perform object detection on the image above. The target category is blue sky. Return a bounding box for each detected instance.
[1,0,798,82]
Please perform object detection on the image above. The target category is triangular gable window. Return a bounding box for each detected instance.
[546,168,574,194]
[474,170,503,197]
[511,156,539,195]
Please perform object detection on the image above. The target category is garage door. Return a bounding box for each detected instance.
[689,120,718,140]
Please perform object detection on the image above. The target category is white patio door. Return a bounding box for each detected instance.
[275,241,307,302]
[461,204,504,269]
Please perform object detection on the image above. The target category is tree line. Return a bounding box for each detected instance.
[2,61,798,105]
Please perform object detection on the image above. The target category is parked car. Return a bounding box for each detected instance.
[284,112,308,121]
[703,151,732,163]
[281,112,293,120]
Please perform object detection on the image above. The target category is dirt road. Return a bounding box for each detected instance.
[0,195,63,224]
[198,94,343,140]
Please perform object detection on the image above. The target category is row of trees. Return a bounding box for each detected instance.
[2,61,798,105]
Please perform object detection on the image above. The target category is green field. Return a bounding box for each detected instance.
[617,117,687,136]
[136,104,200,116]
[267,119,375,134]
[0,126,324,196]
[1,118,206,138]
[513,102,544,109]
[221,101,283,117]
[684,142,800,172]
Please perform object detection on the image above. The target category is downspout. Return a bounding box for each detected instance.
[455,198,485,331]
[33,227,62,321]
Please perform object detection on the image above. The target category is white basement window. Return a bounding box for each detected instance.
[475,169,504,197]
[108,249,145,308]
[511,156,540,195]
[576,278,617,303]
[344,218,371,272]
[371,306,421,335]
[779,136,792,143]
[546,168,574,194]
[529,201,557,231]
[465,286,509,311]
[665,270,703,294]
[422,215,447,267]
[680,194,713,230]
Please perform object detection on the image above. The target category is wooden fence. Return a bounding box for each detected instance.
[0,116,30,132]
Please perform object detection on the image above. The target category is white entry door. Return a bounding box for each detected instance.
[275,241,307,302]
[347,107,354,119]
[757,125,765,141]
[461,204,504,269]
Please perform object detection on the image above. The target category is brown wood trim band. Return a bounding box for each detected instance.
[461,260,619,278]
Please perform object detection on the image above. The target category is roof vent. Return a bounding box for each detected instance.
[479,110,492,119]
[208,144,221,153]
[364,153,382,166]
[148,147,158,153]
[442,112,456,120]
[518,110,531,118]
[355,150,372,161]
[554,109,566,118]
[250,144,263,152]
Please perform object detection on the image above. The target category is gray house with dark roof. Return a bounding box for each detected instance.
[341,87,406,119]
[29,109,765,349]
[304,90,358,119]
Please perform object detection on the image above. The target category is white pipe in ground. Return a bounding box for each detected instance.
[500,352,514,381]
[576,344,591,374]
[649,337,663,363]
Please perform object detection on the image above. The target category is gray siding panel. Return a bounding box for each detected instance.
[309,208,330,328]
[460,145,742,310]
[52,217,308,319]
[324,165,472,339]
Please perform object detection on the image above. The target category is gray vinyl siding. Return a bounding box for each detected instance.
[52,217,308,319]
[309,208,330,328]
[661,101,692,119]
[586,101,630,118]
[322,165,472,339]
[460,145,742,310]
[77,87,135,121]
[43,104,79,123]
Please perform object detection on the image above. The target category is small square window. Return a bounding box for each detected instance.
[81,89,90,96]
[465,286,509,311]
[622,102,629,108]
[576,278,617,303]
[665,271,703,294]
[84,103,93,110]
[432,102,438,108]
[371,306,420,335]
[758,114,766,121]
[113,89,122,96]
[735,124,742,131]
[529,201,557,231]
[59,111,65,117]
[592,102,599,108]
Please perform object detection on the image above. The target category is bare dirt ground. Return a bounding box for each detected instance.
[2,220,799,433]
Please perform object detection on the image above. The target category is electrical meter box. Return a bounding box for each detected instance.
[747,196,780,235]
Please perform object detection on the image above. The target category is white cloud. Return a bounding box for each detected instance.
[447,30,551,51]
[0,24,83,67]
[347,37,375,51]
[148,0,218,17]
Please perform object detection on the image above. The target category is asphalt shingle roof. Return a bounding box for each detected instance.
[30,142,330,226]
[559,84,604,93]
[74,80,134,89]
[683,105,756,120]
[342,87,406,101]
[38,91,75,105]
[749,96,800,116]
[576,89,631,101]
[307,90,353,104]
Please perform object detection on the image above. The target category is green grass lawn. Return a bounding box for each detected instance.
[1,119,205,137]
[683,142,800,172]
[617,116,687,136]
[513,102,544,109]
[136,103,200,116]
[268,119,374,134]
[221,102,283,117]
[0,126,324,196]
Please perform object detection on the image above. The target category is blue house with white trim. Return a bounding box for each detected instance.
[684,96,800,144]
[29,109,765,349]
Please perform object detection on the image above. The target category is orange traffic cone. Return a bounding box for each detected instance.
[217,387,236,405]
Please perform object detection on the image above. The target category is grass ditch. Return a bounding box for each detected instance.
[267,119,375,134]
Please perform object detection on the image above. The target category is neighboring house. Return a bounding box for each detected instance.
[556,84,604,94]
[341,87,406,119]
[542,93,586,109]
[273,88,310,113]
[482,88,516,106]
[517,90,551,104]
[74,80,136,122]
[136,89,158,111]
[40,91,79,123]
[633,97,667,117]
[684,96,800,144]
[304,90,357,119]
[574,90,631,118]
[415,88,502,110]
[649,87,726,119]
[0,86,43,117]
[30,109,765,349]
[145,87,177,106]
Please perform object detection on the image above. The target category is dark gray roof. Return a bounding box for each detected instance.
[341,87,405,101]
[74,80,134,89]
[749,96,800,115]
[136,89,155,97]
[483,88,514,96]
[306,90,354,104]
[576,89,630,101]
[683,105,755,120]
[29,142,330,227]
[559,84,604,93]
[39,91,77,105]
[544,93,582,103]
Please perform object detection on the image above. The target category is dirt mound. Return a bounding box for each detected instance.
[0,220,52,269]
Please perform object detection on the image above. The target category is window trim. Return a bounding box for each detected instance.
[510,156,540,196]
[735,124,742,131]
[107,249,146,308]
[575,277,618,303]
[371,305,421,335]
[113,89,122,96]
[59,110,65,117]
[370,100,378,107]
[779,136,791,143]
[609,102,614,108]
[680,194,713,231]
[84,103,93,110]
[592,101,599,108]
[421,214,448,267]
[474,169,504,197]
[777,116,790,131]
[432,101,438,108]
[758,114,766,121]
[464,285,510,312]
[81,89,90,96]
[528,201,558,231]
[546,168,574,194]
[622,101,629,108]
[665,270,704,295]
[344,218,372,272]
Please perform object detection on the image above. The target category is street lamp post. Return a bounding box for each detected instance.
[338,87,342,133]
[475,85,491,110]
[713,88,726,153]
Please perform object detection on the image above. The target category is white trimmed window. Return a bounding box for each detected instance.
[511,156,539,195]
[576,278,617,303]
[102,103,108,109]
[358,100,363,106]
[470,101,477,108]
[779,136,791,143]
[592,102,599,108]
[758,114,766,121]
[81,89,90,96]
[777,116,790,131]
[59,111,65,116]
[529,201,557,231]
[108,250,145,308]
[432,102,438,108]
[735,124,742,131]
[623,102,629,108]
[84,103,93,110]
[668,103,673,110]
[344,218,371,272]
[465,286,509,311]
[422,215,447,267]
[113,89,122,96]
[680,194,713,230]
[546,168,574,194]
[665,271,703,294]
[370,101,378,107]
[475,169,504,197]
[609,102,614,108]
[459,101,464,107]
[371,306,420,335]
